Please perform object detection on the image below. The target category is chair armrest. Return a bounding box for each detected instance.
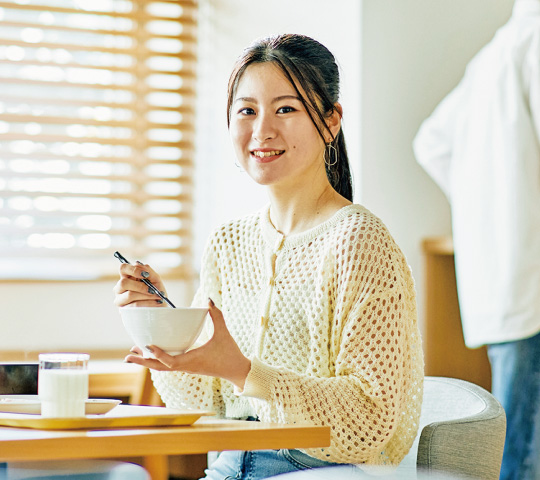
[418,381,506,480]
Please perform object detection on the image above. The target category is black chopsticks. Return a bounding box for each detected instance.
[114,251,176,308]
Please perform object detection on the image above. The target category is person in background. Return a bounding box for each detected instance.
[115,33,423,480]
[413,1,540,478]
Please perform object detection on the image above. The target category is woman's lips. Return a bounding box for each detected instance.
[250,149,285,162]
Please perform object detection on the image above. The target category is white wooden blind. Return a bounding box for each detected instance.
[0,0,197,280]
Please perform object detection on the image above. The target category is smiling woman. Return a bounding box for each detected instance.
[0,0,198,281]
[115,33,423,479]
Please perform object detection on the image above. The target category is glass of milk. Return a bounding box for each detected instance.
[38,353,89,418]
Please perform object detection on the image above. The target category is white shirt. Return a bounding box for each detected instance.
[413,0,540,348]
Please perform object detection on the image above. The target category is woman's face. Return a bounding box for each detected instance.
[229,62,328,190]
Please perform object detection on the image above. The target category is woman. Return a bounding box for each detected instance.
[114,34,423,479]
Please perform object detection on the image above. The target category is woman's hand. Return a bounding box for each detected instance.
[113,261,168,307]
[125,300,252,391]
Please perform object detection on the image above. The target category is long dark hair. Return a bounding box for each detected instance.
[226,34,353,202]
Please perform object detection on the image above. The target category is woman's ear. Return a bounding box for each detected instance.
[325,103,342,141]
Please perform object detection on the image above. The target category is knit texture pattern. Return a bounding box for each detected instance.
[151,204,424,465]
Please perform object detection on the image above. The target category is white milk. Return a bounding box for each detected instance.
[38,369,89,418]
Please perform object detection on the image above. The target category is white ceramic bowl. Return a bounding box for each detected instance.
[119,307,208,358]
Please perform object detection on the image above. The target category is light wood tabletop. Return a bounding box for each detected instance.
[0,416,331,480]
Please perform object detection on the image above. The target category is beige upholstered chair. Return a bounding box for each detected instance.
[270,376,506,480]
[397,376,506,479]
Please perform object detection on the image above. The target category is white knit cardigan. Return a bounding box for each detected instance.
[151,204,424,465]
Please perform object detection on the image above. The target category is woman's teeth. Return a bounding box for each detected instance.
[252,150,283,158]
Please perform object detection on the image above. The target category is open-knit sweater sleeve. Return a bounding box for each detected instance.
[151,204,423,466]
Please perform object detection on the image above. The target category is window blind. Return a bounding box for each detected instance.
[0,0,197,280]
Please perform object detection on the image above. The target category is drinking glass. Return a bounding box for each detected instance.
[38,353,89,418]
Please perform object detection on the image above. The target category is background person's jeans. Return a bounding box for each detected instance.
[488,331,540,480]
[201,449,354,480]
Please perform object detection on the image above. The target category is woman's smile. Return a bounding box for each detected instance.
[251,149,285,162]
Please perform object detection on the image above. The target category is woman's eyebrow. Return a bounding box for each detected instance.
[272,95,301,103]
[234,95,301,104]
[234,96,256,104]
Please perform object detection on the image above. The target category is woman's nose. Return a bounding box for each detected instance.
[253,113,277,142]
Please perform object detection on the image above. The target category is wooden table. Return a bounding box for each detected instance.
[0,417,331,480]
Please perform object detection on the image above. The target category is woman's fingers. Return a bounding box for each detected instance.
[125,262,167,294]
[129,345,144,356]
[113,264,166,306]
[125,345,170,369]
[117,263,164,289]
[114,277,148,296]
[114,288,165,307]
[124,353,170,370]
[125,344,183,371]
[207,298,227,334]
[145,345,176,369]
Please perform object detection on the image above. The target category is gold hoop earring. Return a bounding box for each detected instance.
[324,143,338,167]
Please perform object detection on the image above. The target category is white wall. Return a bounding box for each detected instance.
[0,0,515,352]
[359,0,513,325]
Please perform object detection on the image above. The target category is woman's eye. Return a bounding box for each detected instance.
[277,106,296,114]
[239,107,255,115]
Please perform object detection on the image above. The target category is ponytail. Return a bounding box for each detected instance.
[326,129,352,202]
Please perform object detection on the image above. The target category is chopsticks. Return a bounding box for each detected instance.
[114,251,176,308]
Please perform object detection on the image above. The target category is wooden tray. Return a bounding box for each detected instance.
[0,404,214,430]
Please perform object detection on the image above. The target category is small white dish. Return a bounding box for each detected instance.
[85,398,122,415]
[0,395,121,415]
[0,396,40,414]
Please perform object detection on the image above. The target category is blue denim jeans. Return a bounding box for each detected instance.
[487,331,540,480]
[201,449,355,480]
